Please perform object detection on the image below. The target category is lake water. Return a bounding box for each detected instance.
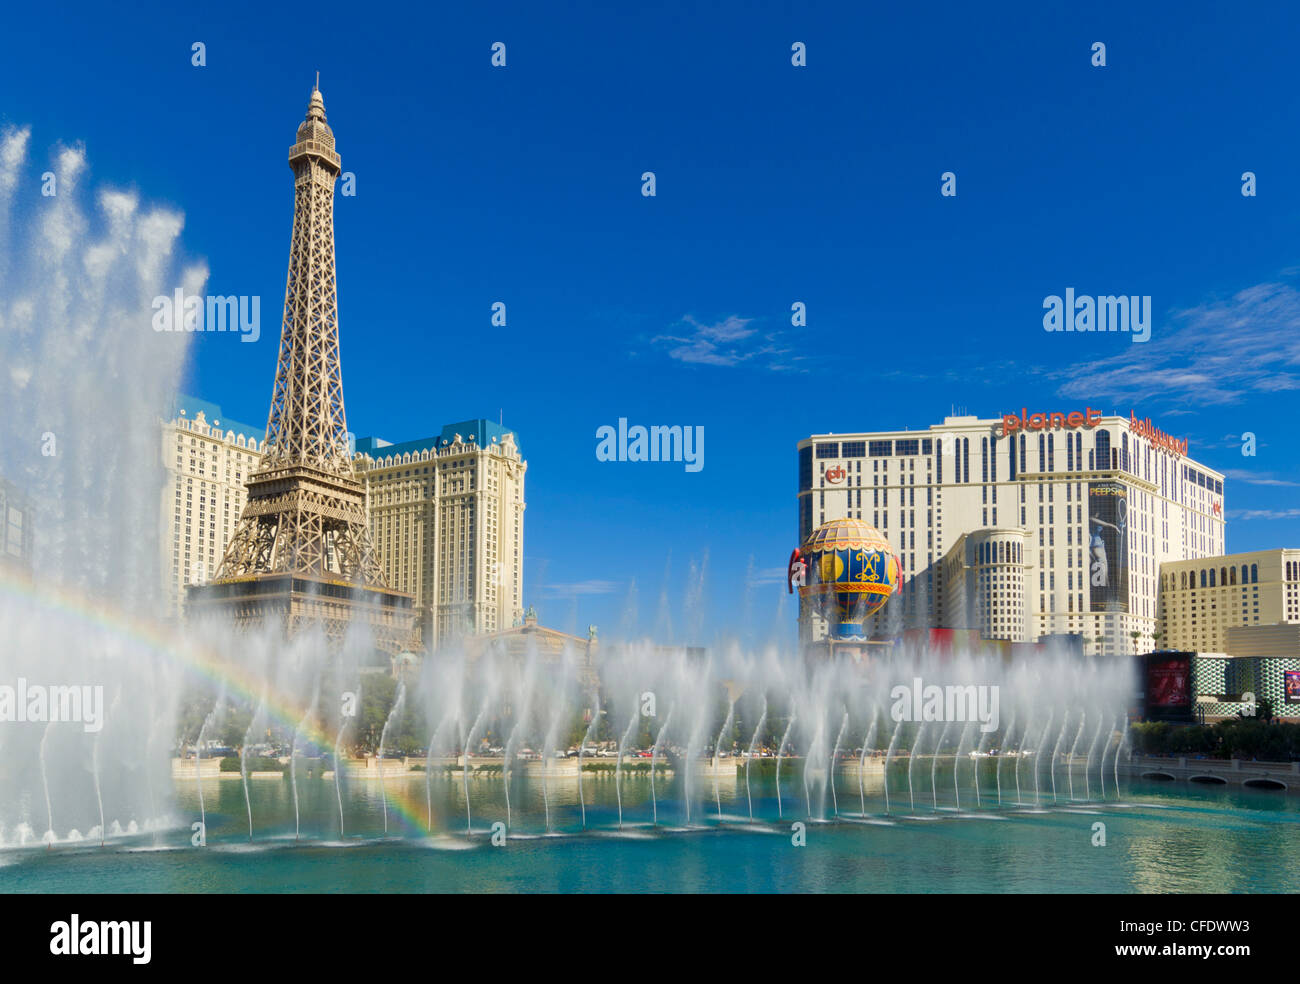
[4,769,1297,893]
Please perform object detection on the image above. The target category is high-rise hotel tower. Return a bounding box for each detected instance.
[797,408,1225,656]
[187,84,416,653]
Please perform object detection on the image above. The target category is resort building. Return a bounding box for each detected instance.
[162,399,527,647]
[353,420,526,646]
[0,478,33,571]
[1158,549,1300,654]
[467,606,600,690]
[797,408,1225,655]
[161,397,265,618]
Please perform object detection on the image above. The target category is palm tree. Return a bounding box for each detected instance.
[1129,630,1144,654]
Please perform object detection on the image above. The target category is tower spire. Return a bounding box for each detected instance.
[208,86,386,588]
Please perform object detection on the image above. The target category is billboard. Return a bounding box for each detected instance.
[1088,481,1129,612]
[1286,669,1300,706]
[1144,652,1194,722]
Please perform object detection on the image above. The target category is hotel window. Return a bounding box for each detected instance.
[869,440,892,457]
[816,442,839,459]
[842,440,866,458]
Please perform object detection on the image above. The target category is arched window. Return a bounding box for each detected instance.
[1200,570,1207,588]
[1242,565,1249,584]
[1181,571,1187,589]
[1251,564,1259,583]
[1209,569,1216,587]
[1220,567,1227,587]
[1230,567,1237,585]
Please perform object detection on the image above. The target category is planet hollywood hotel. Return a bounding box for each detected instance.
[796,409,1225,655]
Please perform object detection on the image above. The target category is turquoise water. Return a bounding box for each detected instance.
[3,770,1298,893]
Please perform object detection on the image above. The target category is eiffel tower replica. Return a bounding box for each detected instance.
[188,81,417,655]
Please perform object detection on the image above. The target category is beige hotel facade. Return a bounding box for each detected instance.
[797,407,1226,656]
[1158,548,1300,654]
[162,399,525,646]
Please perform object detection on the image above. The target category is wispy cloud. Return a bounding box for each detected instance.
[652,314,800,371]
[746,566,787,587]
[542,579,622,598]
[1053,281,1300,405]
[1221,468,1300,487]
[1226,508,1300,521]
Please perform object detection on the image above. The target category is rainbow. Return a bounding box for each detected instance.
[0,566,452,838]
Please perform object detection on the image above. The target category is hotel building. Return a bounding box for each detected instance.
[797,408,1225,655]
[161,397,265,618]
[353,420,526,646]
[161,400,527,648]
[1158,548,1300,654]
[0,478,33,571]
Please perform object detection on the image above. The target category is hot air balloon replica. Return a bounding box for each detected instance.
[788,518,901,641]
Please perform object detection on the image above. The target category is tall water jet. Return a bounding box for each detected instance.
[1085,713,1105,801]
[774,714,796,819]
[376,681,405,837]
[39,721,54,846]
[829,708,849,818]
[92,727,105,847]
[907,721,926,814]
[194,700,222,847]
[502,653,539,834]
[291,676,322,842]
[1034,711,1054,806]
[462,699,489,835]
[1098,714,1119,799]
[1050,710,1069,803]
[859,707,879,816]
[241,694,267,841]
[1016,712,1034,806]
[973,722,991,808]
[883,716,903,815]
[1067,711,1086,801]
[1114,718,1128,798]
[745,696,767,821]
[650,706,674,825]
[577,696,600,830]
[931,720,949,811]
[713,698,736,821]
[953,719,972,812]
[802,714,824,821]
[616,705,639,829]
[997,711,1015,806]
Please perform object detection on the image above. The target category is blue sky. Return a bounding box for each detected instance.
[4,1,1299,642]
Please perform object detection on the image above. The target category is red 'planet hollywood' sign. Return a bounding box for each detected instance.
[998,407,1187,458]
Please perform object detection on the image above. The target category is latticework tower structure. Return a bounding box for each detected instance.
[188,83,416,655]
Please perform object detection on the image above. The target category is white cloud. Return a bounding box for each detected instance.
[1226,508,1300,521]
[1221,468,1300,487]
[542,579,622,598]
[652,314,796,370]
[1054,281,1300,405]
